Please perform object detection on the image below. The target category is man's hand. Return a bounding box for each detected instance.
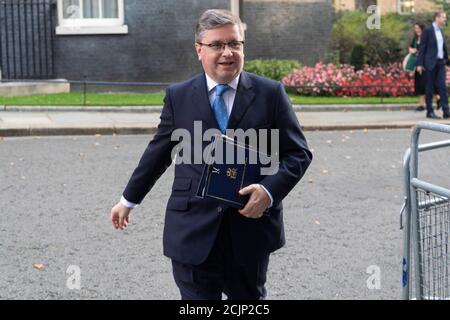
[416,66,425,74]
[110,202,131,229]
[238,184,270,219]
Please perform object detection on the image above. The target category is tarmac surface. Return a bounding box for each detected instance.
[1,103,450,300]
[1,129,450,300]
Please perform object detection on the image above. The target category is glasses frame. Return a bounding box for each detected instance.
[196,40,245,52]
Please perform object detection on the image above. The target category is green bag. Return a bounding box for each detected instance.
[403,53,416,72]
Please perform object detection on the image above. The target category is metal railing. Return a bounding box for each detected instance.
[401,122,450,300]
[0,0,55,79]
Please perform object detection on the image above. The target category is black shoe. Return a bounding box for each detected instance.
[427,112,441,119]
[443,112,450,119]
[415,106,425,112]
[437,99,441,110]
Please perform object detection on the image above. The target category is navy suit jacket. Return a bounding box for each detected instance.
[122,71,313,265]
[416,25,450,70]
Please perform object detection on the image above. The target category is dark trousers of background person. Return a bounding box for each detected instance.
[171,210,269,300]
[424,59,450,115]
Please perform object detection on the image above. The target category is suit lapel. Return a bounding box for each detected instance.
[227,72,255,130]
[190,73,219,130]
[431,26,437,46]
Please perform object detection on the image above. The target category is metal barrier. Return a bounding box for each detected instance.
[401,122,450,300]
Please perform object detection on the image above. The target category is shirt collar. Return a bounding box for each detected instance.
[205,73,240,93]
[433,22,441,32]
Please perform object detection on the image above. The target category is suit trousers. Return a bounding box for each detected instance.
[424,59,450,114]
[171,209,270,300]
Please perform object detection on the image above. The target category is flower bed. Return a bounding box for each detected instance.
[282,62,417,97]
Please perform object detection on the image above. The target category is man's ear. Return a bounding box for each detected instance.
[195,43,202,61]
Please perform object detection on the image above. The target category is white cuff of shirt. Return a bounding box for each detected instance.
[120,195,138,209]
[259,184,274,208]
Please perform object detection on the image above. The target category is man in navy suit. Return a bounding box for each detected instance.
[416,11,450,119]
[110,9,312,300]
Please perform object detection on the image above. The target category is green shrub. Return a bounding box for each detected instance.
[350,44,365,70]
[323,50,341,66]
[244,59,301,81]
[331,11,367,64]
[331,11,438,66]
[363,31,403,65]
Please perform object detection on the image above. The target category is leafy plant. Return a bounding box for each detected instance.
[244,59,301,81]
[363,31,403,65]
[350,45,365,70]
[331,11,438,67]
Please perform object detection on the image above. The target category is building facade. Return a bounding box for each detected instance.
[0,0,333,83]
[333,0,438,14]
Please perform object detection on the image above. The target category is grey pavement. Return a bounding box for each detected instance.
[1,104,450,137]
[1,130,449,299]
[1,104,450,300]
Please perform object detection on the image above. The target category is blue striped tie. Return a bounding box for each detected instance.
[212,84,230,133]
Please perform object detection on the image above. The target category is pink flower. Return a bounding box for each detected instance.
[282,62,414,97]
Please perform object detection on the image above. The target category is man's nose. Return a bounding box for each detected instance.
[222,45,233,56]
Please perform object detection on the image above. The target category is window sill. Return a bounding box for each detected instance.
[56,25,128,35]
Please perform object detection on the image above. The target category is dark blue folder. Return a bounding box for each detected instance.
[196,134,267,208]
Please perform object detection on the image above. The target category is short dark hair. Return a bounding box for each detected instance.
[434,10,446,20]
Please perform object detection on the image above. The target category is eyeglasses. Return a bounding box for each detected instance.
[197,40,244,52]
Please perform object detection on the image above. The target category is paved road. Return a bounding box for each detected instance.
[1,129,449,299]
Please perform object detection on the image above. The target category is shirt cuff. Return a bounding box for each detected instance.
[259,184,274,208]
[120,195,139,209]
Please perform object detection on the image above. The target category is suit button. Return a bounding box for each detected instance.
[217,206,223,213]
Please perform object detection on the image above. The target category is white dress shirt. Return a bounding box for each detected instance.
[205,73,239,117]
[433,22,445,59]
[121,73,274,209]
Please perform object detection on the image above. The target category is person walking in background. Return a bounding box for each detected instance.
[416,11,450,119]
[410,22,441,112]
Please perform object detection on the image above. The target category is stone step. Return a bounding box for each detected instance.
[0,80,70,97]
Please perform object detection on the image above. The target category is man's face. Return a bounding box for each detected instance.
[436,13,447,27]
[195,24,244,84]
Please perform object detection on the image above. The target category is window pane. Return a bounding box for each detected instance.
[398,0,414,14]
[63,0,81,19]
[83,0,100,18]
[355,0,377,11]
[102,0,118,18]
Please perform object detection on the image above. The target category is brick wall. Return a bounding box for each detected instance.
[1,0,333,83]
[243,0,333,65]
